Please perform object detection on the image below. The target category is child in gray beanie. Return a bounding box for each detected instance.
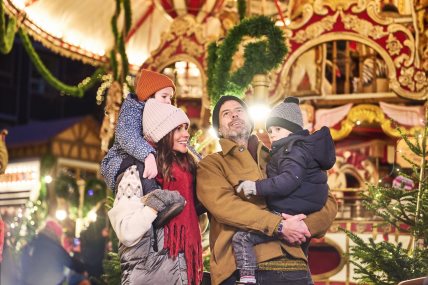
[232,97,336,284]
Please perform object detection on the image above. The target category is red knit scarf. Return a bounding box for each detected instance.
[156,163,202,285]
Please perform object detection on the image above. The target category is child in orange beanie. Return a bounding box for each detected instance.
[101,69,176,191]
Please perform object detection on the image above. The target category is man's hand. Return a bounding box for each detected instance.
[143,153,158,179]
[279,213,311,244]
[236,180,257,198]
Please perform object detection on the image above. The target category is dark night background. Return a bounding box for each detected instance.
[0,36,104,129]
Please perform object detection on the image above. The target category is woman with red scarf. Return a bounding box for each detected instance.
[108,99,202,285]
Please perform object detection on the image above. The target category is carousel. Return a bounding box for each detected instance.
[1,0,428,284]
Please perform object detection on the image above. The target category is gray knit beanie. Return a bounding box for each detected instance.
[266,97,303,133]
[143,99,190,143]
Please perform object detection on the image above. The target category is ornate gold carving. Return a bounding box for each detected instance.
[0,130,8,174]
[415,71,428,91]
[386,34,403,56]
[365,0,393,25]
[100,81,123,153]
[388,24,416,66]
[288,4,314,29]
[341,12,388,39]
[331,104,424,141]
[314,0,360,14]
[293,12,338,43]
[182,40,203,57]
[398,67,416,91]
[351,0,370,14]
[311,237,346,281]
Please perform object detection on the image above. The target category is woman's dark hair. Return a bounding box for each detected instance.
[156,125,196,183]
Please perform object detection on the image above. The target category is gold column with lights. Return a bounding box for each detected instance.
[250,74,271,132]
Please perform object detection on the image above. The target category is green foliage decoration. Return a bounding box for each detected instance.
[110,0,131,88]
[0,1,17,54]
[19,28,105,97]
[123,0,132,35]
[237,0,247,21]
[102,251,122,285]
[344,230,428,285]
[342,116,428,284]
[207,16,287,106]
[206,42,218,104]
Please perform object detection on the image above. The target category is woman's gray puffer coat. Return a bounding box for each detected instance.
[108,165,188,284]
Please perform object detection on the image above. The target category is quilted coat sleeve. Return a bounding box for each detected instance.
[255,147,307,198]
[196,155,282,237]
[108,166,157,247]
[115,96,155,162]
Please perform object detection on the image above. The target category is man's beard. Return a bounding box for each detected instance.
[223,126,251,142]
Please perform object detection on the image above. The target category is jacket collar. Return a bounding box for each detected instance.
[270,129,309,153]
[219,138,240,155]
[219,135,263,157]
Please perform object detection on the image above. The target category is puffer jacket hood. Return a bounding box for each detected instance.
[271,126,336,171]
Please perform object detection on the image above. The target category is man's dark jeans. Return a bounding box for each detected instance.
[220,270,313,285]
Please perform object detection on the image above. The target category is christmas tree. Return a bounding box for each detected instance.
[344,119,428,284]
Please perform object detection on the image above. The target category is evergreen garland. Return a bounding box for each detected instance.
[118,33,129,82]
[237,0,247,21]
[110,0,131,90]
[110,49,118,81]
[206,42,218,104]
[0,1,17,54]
[123,0,132,35]
[111,0,121,82]
[19,29,105,97]
[208,16,287,106]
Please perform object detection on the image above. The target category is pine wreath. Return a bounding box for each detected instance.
[207,16,288,106]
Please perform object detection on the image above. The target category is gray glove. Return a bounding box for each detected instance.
[144,189,185,212]
[236,180,257,198]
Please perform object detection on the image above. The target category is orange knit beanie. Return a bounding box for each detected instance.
[135,69,176,101]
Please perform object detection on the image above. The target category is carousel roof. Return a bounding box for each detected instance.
[3,0,286,71]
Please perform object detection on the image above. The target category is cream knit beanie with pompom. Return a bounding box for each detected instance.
[143,99,190,143]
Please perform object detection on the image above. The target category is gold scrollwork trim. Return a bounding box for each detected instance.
[292,12,338,43]
[330,104,424,140]
[351,0,370,14]
[288,4,314,29]
[340,11,388,39]
[388,24,416,67]
[365,0,393,25]
[314,0,360,14]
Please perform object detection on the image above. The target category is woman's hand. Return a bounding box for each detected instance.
[142,189,185,213]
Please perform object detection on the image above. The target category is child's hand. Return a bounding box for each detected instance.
[143,153,158,179]
[236,180,257,198]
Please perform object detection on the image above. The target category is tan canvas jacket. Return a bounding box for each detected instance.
[197,137,338,285]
